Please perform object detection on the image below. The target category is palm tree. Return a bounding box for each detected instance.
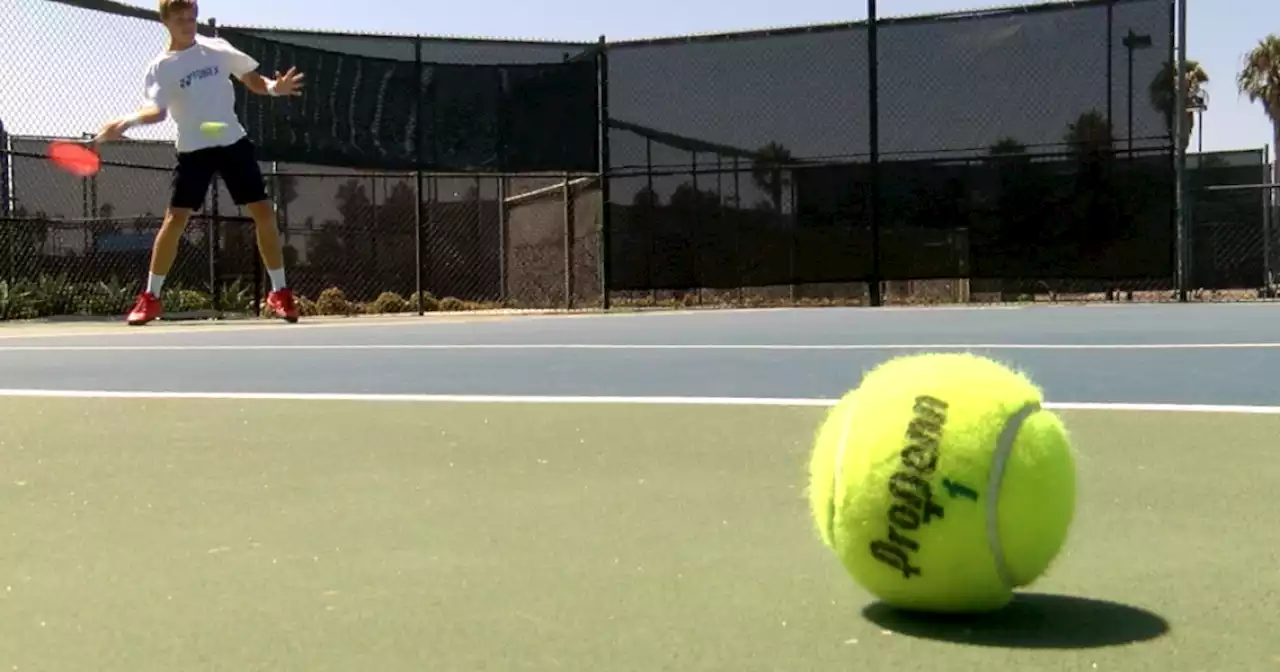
[1149,59,1210,151]
[1238,35,1280,191]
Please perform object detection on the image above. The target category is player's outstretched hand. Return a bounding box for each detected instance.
[273,67,305,96]
[93,119,129,145]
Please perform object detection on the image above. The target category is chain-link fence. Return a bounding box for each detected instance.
[0,147,596,318]
[602,0,1188,306]
[0,0,600,318]
[1,0,1275,321]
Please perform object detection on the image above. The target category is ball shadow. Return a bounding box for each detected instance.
[861,593,1170,649]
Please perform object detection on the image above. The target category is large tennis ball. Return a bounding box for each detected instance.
[808,352,1076,614]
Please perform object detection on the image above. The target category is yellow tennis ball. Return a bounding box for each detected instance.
[808,352,1076,614]
[200,122,227,137]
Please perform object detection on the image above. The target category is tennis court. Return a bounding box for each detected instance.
[2,303,1278,671]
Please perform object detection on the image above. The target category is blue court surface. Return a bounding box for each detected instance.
[0,302,1275,406]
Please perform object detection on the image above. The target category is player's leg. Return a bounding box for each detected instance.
[127,150,211,326]
[218,138,298,322]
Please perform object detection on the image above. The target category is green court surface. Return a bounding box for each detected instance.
[2,398,1278,670]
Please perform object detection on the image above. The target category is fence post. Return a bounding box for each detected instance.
[414,37,425,315]
[867,0,883,307]
[1264,144,1273,293]
[210,177,222,313]
[732,155,742,305]
[497,176,507,304]
[563,172,574,310]
[206,18,225,315]
[1174,0,1189,302]
[596,35,612,310]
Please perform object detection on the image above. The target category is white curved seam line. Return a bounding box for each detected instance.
[829,400,855,544]
[987,401,1039,589]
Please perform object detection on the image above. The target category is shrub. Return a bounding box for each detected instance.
[370,291,408,314]
[408,291,439,312]
[0,280,36,320]
[217,278,256,313]
[316,287,352,316]
[297,295,318,316]
[163,288,214,312]
[74,279,136,316]
[438,296,468,311]
[31,274,76,316]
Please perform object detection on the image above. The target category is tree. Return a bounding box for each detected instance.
[988,137,1028,157]
[751,141,793,213]
[1238,35,1280,191]
[272,173,300,258]
[274,174,299,215]
[1149,59,1210,151]
[631,186,660,209]
[1064,110,1114,159]
[335,178,375,271]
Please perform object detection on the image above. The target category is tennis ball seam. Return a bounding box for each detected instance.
[985,400,1041,589]
[825,395,1041,591]
[826,398,857,546]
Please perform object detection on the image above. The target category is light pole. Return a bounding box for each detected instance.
[1196,102,1205,155]
[1187,97,1206,163]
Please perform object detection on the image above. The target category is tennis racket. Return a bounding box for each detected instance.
[47,139,102,177]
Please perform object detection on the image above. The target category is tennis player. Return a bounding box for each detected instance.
[93,0,304,325]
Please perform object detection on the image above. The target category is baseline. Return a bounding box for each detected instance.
[1,342,1278,352]
[1,388,1278,414]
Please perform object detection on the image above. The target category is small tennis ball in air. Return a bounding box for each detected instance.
[200,122,227,137]
[808,352,1076,614]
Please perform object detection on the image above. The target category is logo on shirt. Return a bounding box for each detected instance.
[179,65,220,89]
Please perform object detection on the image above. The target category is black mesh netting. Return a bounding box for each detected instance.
[602,0,1181,292]
[219,27,600,173]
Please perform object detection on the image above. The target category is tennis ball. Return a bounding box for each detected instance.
[808,352,1076,614]
[200,121,227,137]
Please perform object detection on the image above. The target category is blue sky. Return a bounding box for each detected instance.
[2,0,1276,155]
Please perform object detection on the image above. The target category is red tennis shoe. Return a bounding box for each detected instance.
[266,288,299,323]
[126,292,162,326]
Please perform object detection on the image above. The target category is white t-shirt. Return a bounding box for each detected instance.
[142,35,259,153]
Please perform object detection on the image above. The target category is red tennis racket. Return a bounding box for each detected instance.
[47,140,101,177]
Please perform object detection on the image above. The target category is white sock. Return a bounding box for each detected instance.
[267,267,287,292]
[147,273,165,296]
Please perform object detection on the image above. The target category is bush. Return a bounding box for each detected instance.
[316,287,353,316]
[31,274,76,316]
[408,291,439,313]
[297,295,318,316]
[370,291,408,314]
[0,280,37,320]
[163,288,214,312]
[218,278,256,313]
[438,296,468,311]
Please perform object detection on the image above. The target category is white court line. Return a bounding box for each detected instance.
[0,342,1278,352]
[0,388,1276,414]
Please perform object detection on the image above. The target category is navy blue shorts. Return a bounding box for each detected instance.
[170,137,268,210]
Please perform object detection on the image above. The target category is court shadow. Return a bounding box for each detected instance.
[862,593,1169,649]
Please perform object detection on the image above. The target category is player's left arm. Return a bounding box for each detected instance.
[237,67,305,97]
[219,39,304,97]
